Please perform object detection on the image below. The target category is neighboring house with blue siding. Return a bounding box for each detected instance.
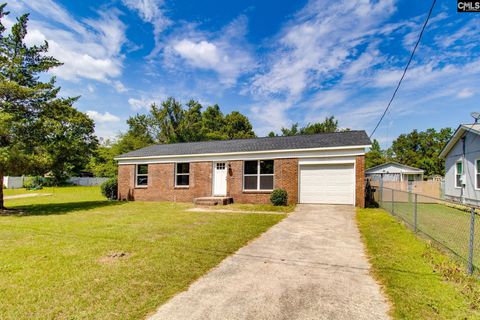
[439,124,480,205]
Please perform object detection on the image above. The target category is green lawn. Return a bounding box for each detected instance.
[357,208,480,319]
[0,187,285,319]
[380,198,480,269]
[223,203,296,213]
[4,187,55,196]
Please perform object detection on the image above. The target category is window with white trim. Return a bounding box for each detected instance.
[455,161,463,188]
[476,160,480,189]
[243,160,274,191]
[136,164,148,187]
[176,163,190,186]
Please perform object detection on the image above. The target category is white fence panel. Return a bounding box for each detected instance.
[3,176,109,188]
[3,176,25,189]
[67,177,110,186]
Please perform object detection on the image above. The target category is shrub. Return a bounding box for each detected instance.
[270,188,288,206]
[101,177,118,200]
[23,176,44,190]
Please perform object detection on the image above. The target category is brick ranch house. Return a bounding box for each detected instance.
[115,131,371,207]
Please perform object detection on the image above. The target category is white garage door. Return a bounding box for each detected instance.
[299,164,355,205]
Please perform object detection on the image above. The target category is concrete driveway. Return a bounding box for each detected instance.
[148,205,390,320]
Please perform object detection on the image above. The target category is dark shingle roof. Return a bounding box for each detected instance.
[115,130,371,159]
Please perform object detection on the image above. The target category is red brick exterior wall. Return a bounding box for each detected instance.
[118,158,298,204]
[118,156,364,207]
[118,162,212,202]
[227,159,298,205]
[355,155,365,208]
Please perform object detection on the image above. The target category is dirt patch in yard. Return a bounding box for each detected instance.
[98,252,131,264]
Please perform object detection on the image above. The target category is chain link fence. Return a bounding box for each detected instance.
[373,186,480,274]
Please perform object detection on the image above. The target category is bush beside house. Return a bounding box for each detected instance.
[270,188,288,206]
[101,177,118,200]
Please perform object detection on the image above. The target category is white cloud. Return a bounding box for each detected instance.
[113,80,128,93]
[249,99,293,135]
[436,18,480,49]
[128,97,156,110]
[18,0,127,83]
[122,0,170,57]
[173,40,221,69]
[243,1,480,136]
[250,0,396,98]
[18,0,86,34]
[303,89,348,110]
[86,110,121,123]
[458,88,474,99]
[245,0,398,133]
[165,16,255,86]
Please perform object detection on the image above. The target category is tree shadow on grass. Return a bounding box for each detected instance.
[1,201,127,217]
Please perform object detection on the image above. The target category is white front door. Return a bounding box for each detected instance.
[213,162,227,196]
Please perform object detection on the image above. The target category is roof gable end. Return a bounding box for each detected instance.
[365,162,424,174]
[439,124,480,158]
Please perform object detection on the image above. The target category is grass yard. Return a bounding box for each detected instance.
[0,187,285,319]
[223,203,296,213]
[380,199,480,268]
[4,187,55,196]
[357,208,480,319]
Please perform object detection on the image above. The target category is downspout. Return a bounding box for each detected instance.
[462,136,466,204]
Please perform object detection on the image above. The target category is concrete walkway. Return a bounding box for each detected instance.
[148,205,390,320]
[4,193,52,200]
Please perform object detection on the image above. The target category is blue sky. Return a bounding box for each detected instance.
[6,0,480,148]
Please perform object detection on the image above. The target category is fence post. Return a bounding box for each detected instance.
[468,207,475,275]
[379,177,383,205]
[414,193,418,233]
[392,190,395,215]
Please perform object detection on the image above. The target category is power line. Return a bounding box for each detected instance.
[369,0,437,139]
[445,148,480,160]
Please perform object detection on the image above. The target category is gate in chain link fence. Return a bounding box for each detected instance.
[373,186,480,274]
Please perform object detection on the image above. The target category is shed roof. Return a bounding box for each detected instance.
[365,162,424,174]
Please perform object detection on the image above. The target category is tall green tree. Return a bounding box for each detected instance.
[0,4,96,207]
[300,116,339,134]
[365,139,386,169]
[280,123,300,136]
[41,98,97,183]
[224,111,255,139]
[202,104,227,140]
[87,98,256,177]
[181,100,204,142]
[273,116,344,136]
[150,98,184,143]
[389,128,452,176]
[123,98,255,145]
[86,140,118,178]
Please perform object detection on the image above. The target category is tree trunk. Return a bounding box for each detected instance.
[0,169,4,210]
